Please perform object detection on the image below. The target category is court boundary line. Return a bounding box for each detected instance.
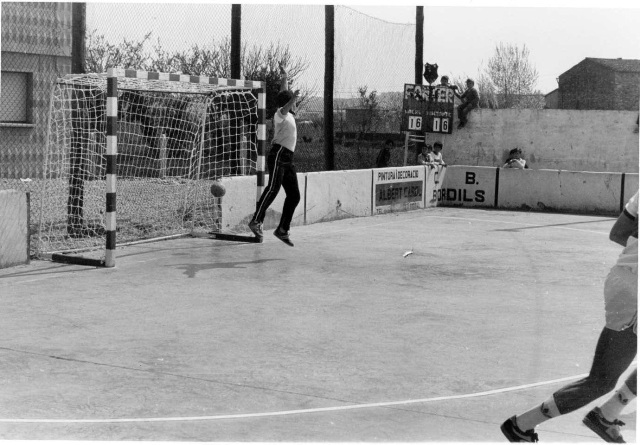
[0,373,590,423]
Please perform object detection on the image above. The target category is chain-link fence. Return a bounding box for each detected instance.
[1,3,416,256]
[1,2,74,253]
[2,4,415,180]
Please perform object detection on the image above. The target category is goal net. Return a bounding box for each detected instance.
[36,69,265,266]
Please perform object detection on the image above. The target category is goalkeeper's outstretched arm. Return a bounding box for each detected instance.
[278,62,299,115]
[279,62,288,92]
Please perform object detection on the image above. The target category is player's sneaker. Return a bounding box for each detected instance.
[273,228,294,247]
[500,416,539,442]
[248,220,263,238]
[583,407,626,443]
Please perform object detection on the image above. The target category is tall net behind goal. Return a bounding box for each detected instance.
[37,69,265,266]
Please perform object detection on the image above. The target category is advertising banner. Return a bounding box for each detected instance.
[374,166,426,214]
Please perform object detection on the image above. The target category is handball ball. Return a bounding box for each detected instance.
[210,181,226,198]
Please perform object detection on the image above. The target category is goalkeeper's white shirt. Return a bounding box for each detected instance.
[272,108,297,152]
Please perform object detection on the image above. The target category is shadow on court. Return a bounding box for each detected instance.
[0,207,635,442]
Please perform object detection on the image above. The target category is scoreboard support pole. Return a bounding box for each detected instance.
[403,132,410,166]
[403,132,427,166]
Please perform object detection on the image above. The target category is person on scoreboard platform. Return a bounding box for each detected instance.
[503,148,529,169]
[457,78,479,128]
[248,63,300,247]
[501,190,638,443]
[439,75,458,93]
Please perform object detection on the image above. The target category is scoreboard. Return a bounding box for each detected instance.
[401,83,455,134]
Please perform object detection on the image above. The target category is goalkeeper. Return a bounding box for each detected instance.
[248,63,300,247]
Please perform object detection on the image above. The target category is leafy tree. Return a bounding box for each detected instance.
[484,42,540,108]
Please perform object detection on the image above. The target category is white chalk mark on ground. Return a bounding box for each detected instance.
[0,372,602,423]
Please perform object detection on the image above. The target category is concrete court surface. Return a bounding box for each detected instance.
[0,207,636,443]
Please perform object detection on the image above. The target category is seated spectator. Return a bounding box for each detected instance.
[503,148,529,169]
[457,78,480,128]
[418,144,434,166]
[431,141,446,166]
[376,139,394,168]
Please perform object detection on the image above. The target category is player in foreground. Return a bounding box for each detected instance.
[501,190,638,443]
[248,63,300,247]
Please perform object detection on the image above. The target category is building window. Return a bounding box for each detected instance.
[0,71,33,123]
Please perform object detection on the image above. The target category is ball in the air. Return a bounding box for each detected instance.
[210,181,226,198]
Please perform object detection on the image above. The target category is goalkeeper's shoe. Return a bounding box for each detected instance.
[273,228,294,247]
[500,416,538,442]
[248,220,263,238]
[583,407,626,443]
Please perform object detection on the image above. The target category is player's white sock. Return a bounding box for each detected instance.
[516,397,561,431]
[599,383,636,421]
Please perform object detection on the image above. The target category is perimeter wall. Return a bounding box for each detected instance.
[2,165,638,268]
[217,166,639,234]
[427,109,639,173]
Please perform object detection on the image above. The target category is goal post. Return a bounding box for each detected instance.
[37,68,267,267]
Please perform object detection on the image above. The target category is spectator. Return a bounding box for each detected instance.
[376,139,394,168]
[417,144,434,167]
[457,78,480,128]
[439,75,458,92]
[431,141,446,166]
[503,148,529,169]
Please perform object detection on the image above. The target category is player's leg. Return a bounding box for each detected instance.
[583,367,637,442]
[278,163,300,232]
[250,145,286,236]
[457,104,469,127]
[553,326,636,413]
[273,161,299,247]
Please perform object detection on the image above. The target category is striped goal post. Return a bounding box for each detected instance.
[39,68,267,267]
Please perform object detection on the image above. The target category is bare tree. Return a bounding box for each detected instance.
[85,31,310,118]
[85,30,153,73]
[354,86,381,138]
[484,42,539,108]
[450,74,497,109]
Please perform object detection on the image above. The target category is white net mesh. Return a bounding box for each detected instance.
[37,73,258,257]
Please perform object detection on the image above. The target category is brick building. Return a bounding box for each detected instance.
[0,2,73,179]
[556,58,640,111]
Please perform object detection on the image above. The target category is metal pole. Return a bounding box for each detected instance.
[415,6,424,85]
[72,3,86,74]
[324,5,335,171]
[231,5,242,79]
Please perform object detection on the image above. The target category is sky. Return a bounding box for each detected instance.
[85,0,640,95]
[340,1,640,93]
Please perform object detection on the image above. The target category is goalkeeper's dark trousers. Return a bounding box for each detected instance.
[252,144,300,232]
[552,326,636,414]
